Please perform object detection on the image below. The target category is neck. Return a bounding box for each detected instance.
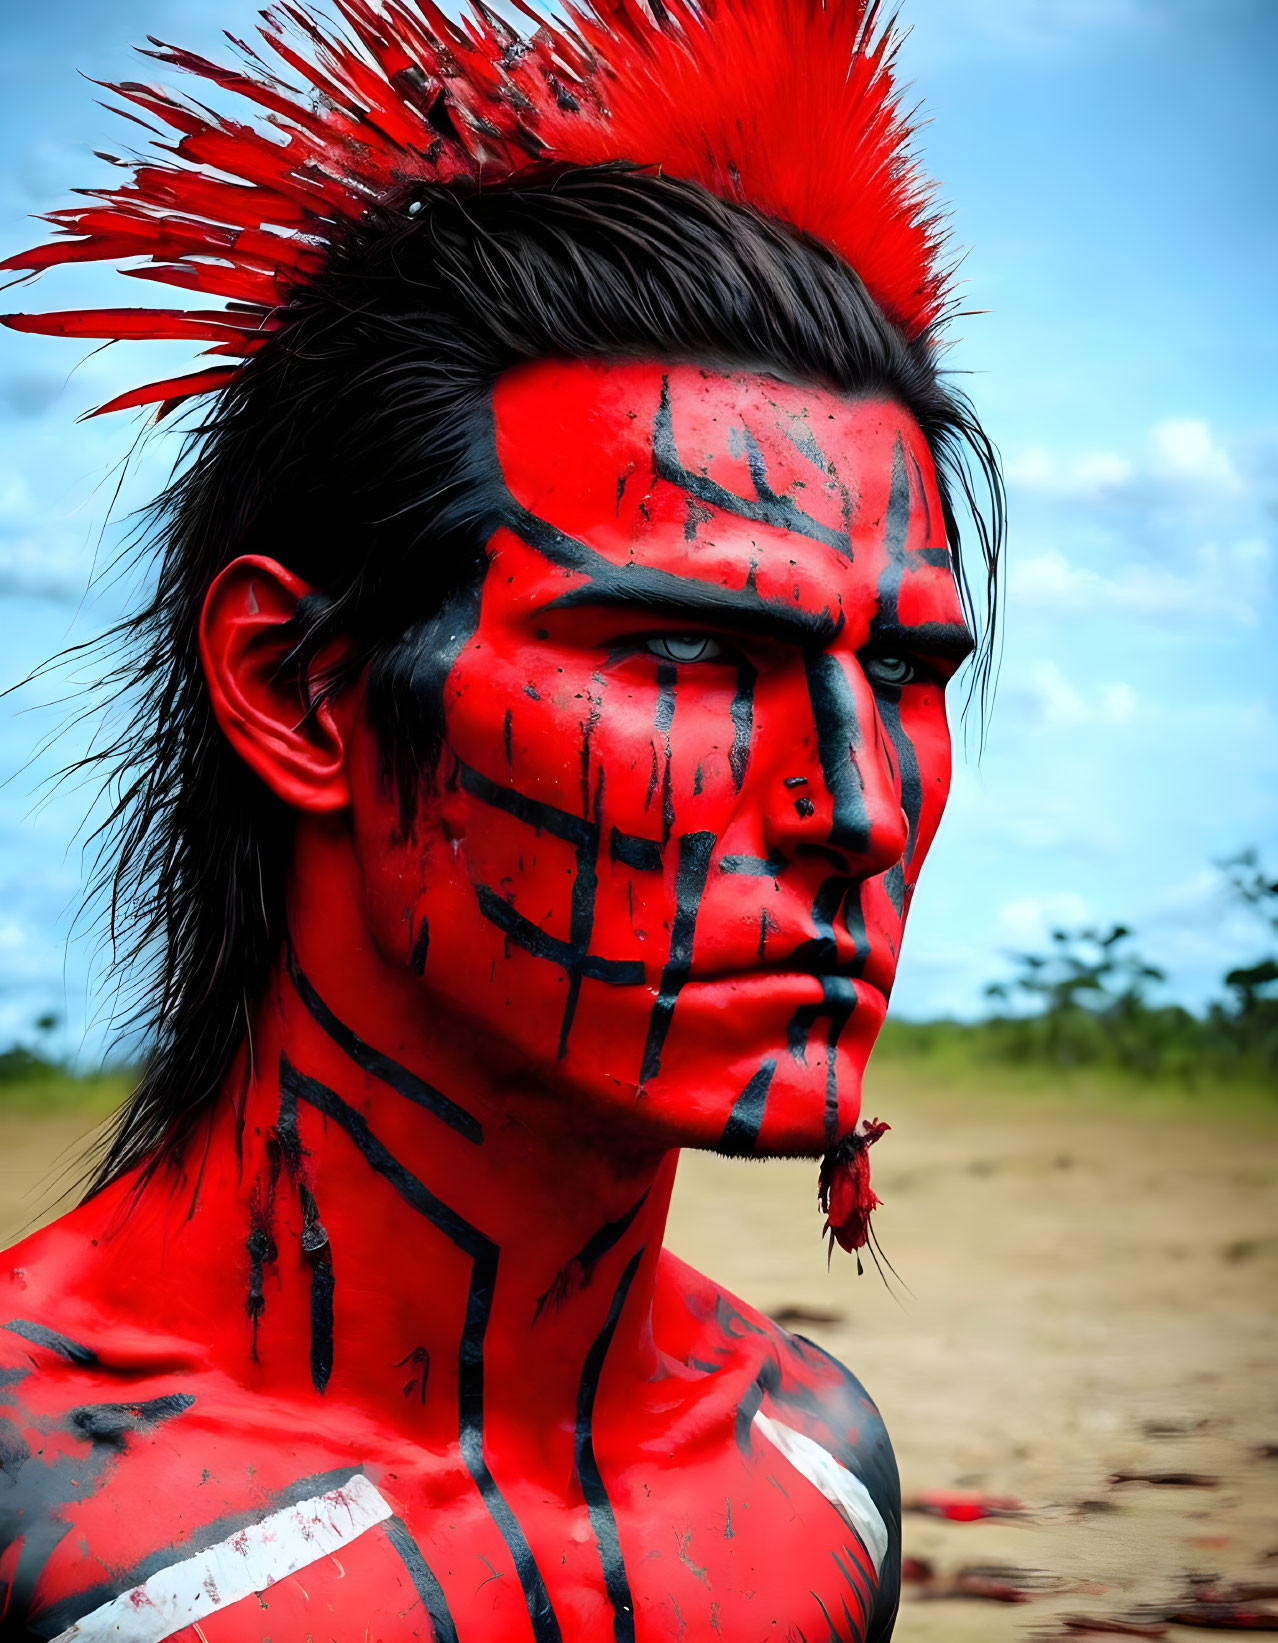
[116,819,676,1440]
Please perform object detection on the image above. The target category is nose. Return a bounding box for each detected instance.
[764,651,907,875]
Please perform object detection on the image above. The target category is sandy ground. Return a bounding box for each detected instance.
[2,1079,1276,1640]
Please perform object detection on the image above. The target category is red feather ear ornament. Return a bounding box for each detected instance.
[819,1119,891,1274]
[1,0,953,418]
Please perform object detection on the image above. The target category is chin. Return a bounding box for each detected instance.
[595,1009,880,1159]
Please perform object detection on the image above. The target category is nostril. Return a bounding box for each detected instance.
[794,796,816,819]
[783,776,808,789]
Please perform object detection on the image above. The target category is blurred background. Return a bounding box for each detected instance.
[1,2,1275,1637]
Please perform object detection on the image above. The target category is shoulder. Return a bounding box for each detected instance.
[760,1329,901,1641]
[0,1207,200,1636]
[656,1250,901,1638]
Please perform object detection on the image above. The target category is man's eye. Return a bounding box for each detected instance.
[863,653,918,688]
[644,635,724,663]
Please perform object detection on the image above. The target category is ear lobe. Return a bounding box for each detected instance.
[199,554,352,813]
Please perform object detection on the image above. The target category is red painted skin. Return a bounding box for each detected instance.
[0,362,970,1641]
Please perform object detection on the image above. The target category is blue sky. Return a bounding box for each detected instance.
[1,0,1275,1060]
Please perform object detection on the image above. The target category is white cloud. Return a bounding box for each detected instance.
[1018,660,1138,728]
[996,891,1090,948]
[1006,418,1243,504]
[1010,537,1271,627]
[0,465,98,601]
[900,0,1164,64]
[1149,418,1241,489]
[1005,446,1134,498]
[1003,414,1274,632]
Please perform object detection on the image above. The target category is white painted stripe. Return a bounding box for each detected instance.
[753,1409,888,1575]
[52,1472,392,1643]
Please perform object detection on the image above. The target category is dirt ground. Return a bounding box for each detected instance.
[2,1078,1276,1640]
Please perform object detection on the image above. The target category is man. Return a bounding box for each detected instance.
[0,2,1002,1638]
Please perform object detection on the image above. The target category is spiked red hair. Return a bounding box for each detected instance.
[1,0,950,416]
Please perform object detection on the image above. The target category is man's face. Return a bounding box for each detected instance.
[347,360,971,1156]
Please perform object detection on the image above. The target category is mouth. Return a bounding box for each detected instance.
[691,940,897,1001]
[679,966,891,1009]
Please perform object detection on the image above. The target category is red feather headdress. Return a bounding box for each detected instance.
[1,0,952,418]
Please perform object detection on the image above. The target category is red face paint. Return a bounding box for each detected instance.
[351,360,969,1156]
[0,361,966,1641]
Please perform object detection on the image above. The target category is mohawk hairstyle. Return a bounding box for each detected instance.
[2,0,951,413]
[1,3,1004,1192]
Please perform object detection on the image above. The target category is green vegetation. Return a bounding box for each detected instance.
[0,1063,133,1118]
[876,850,1278,1105]
[0,1012,133,1117]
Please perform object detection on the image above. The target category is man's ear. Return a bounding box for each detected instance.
[199,555,352,813]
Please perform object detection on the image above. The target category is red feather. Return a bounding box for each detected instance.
[3,307,270,341]
[818,1118,890,1265]
[2,0,953,417]
[88,367,241,417]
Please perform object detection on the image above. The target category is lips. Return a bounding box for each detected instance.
[684,912,900,1001]
[685,954,896,1004]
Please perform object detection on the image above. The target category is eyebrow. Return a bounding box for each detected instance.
[504,494,970,659]
[540,581,846,649]
[869,615,976,662]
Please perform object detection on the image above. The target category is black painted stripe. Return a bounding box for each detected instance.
[734,1370,768,1459]
[533,1191,650,1324]
[560,792,602,1057]
[811,1587,844,1643]
[286,949,480,1145]
[409,917,431,975]
[832,1547,873,1631]
[507,499,843,651]
[654,661,676,733]
[575,1251,643,1643]
[476,887,644,986]
[69,1393,194,1444]
[639,831,716,1084]
[787,875,852,975]
[659,745,675,848]
[907,447,933,542]
[2,1319,98,1367]
[308,1262,335,1395]
[609,827,663,873]
[653,376,849,556]
[729,659,756,791]
[458,757,614,1060]
[281,1055,482,1255]
[803,652,871,855]
[717,1060,777,1156]
[719,854,784,877]
[823,1018,842,1150]
[383,1516,459,1643]
[300,1181,335,1398]
[280,1056,562,1643]
[787,976,858,1063]
[876,693,922,869]
[459,758,594,849]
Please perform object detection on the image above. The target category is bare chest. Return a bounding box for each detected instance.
[12,1391,883,1642]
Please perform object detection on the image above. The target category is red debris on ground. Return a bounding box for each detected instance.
[1165,1602,1278,1628]
[1163,1581,1278,1629]
[903,1487,1026,1521]
[906,1561,1062,1604]
[1053,1618,1170,1636]
[1108,1471,1222,1488]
